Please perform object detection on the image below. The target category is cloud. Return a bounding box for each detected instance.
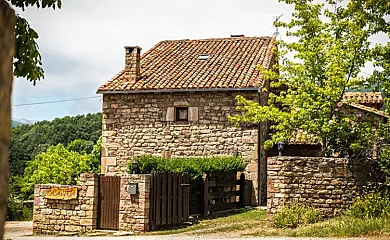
[11,0,292,120]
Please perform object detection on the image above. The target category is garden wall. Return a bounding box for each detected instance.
[267,156,378,216]
[33,173,99,234]
[118,174,151,232]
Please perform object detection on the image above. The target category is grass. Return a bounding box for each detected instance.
[152,208,390,238]
[250,216,390,238]
[151,208,267,236]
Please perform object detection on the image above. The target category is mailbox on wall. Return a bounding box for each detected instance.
[127,183,138,195]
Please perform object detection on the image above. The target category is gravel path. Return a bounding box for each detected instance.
[4,221,370,240]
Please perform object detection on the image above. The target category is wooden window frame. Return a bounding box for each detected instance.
[175,107,189,122]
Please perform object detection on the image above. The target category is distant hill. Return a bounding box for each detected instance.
[13,118,36,125]
[11,118,37,128]
[12,120,22,127]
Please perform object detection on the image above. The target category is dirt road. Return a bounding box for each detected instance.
[4,221,371,240]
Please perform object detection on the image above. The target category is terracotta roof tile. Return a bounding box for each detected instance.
[97,36,276,92]
[343,92,383,104]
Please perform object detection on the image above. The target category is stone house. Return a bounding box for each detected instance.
[97,35,277,206]
[97,35,389,207]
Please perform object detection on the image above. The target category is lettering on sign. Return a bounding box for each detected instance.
[45,187,78,200]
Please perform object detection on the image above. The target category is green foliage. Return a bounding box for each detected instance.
[273,203,321,228]
[376,123,390,184]
[11,0,62,83]
[324,111,376,157]
[9,113,102,177]
[20,140,101,199]
[284,216,390,237]
[67,139,95,155]
[128,155,247,179]
[349,192,390,219]
[229,0,390,156]
[14,16,43,85]
[6,195,32,221]
[87,137,102,174]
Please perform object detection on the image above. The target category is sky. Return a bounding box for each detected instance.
[10,0,388,121]
[11,0,293,121]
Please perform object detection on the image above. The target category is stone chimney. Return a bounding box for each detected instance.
[124,46,142,82]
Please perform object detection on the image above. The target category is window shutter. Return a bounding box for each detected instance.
[166,107,175,121]
[188,107,198,121]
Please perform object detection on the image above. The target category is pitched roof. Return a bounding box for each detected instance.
[97,36,276,93]
[343,92,383,105]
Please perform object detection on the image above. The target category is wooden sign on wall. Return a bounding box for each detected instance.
[45,187,78,200]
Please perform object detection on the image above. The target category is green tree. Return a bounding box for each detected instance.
[229,0,390,156]
[9,113,102,177]
[67,139,95,155]
[21,139,101,198]
[11,0,62,84]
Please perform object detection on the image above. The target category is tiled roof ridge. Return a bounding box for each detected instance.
[158,36,275,43]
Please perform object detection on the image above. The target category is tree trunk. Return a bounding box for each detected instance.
[0,1,15,238]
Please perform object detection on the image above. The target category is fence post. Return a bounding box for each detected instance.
[239,173,246,208]
[202,174,208,217]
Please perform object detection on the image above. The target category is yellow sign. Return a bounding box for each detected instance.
[45,187,78,200]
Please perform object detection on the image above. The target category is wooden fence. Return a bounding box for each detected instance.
[149,173,190,230]
[190,172,252,217]
[149,172,251,230]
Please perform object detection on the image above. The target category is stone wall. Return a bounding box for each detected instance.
[102,91,268,205]
[118,174,151,232]
[33,174,99,234]
[267,156,378,216]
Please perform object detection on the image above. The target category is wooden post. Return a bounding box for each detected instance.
[202,174,209,217]
[0,1,15,238]
[239,173,246,208]
[182,173,189,222]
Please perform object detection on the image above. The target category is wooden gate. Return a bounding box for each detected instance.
[149,173,189,230]
[98,175,120,230]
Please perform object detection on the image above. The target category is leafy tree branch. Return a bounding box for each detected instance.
[10,0,62,84]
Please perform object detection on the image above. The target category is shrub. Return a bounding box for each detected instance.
[273,203,321,228]
[6,196,32,221]
[127,155,247,179]
[349,192,390,218]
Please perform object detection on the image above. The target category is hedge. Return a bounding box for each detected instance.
[127,155,247,179]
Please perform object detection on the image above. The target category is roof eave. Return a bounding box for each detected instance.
[96,87,261,94]
[348,103,389,119]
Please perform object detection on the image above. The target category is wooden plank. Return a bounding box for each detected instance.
[149,174,155,230]
[190,193,201,201]
[244,180,253,208]
[172,173,178,224]
[209,202,240,212]
[167,173,172,225]
[189,206,201,215]
[183,173,189,222]
[239,173,245,207]
[209,191,240,199]
[161,173,167,225]
[178,174,183,224]
[202,174,208,218]
[155,174,161,226]
[208,179,240,188]
[114,176,120,229]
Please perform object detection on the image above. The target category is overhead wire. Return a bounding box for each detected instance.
[12,96,101,107]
